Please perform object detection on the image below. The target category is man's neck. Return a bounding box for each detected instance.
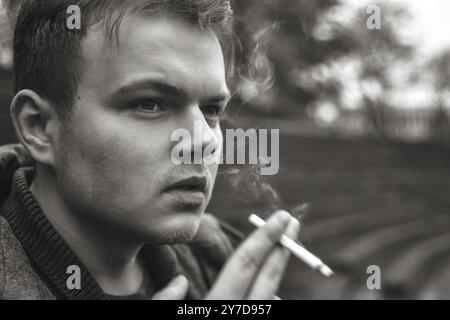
[30,166,148,296]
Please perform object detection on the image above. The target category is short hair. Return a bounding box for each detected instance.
[13,0,234,118]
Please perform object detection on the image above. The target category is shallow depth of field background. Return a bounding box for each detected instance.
[2,0,450,299]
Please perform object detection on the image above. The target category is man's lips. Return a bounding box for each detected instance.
[164,176,208,194]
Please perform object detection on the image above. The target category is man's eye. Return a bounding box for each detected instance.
[202,105,224,126]
[133,100,165,113]
[202,105,223,118]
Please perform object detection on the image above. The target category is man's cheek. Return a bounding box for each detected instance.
[58,129,126,194]
[61,117,165,195]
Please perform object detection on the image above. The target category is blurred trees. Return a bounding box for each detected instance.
[0,0,13,70]
[426,50,450,145]
[231,0,450,145]
[231,0,355,117]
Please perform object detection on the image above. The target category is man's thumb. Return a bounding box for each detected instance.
[151,275,189,300]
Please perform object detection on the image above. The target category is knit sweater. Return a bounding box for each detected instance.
[0,144,243,300]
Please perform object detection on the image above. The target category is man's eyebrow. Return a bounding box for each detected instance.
[113,79,189,98]
[207,91,232,104]
[113,78,231,102]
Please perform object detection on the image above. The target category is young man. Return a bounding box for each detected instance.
[0,0,299,300]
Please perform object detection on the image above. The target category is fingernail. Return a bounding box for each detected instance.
[174,275,187,284]
[273,210,291,226]
[291,217,301,228]
[286,217,301,238]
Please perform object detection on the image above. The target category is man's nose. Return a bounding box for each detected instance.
[181,106,221,162]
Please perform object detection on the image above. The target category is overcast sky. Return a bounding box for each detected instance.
[342,0,450,58]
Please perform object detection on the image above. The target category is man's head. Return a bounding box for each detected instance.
[10,0,233,244]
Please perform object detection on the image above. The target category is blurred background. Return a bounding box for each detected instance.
[2,0,450,299]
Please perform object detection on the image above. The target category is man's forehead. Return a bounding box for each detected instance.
[79,14,228,97]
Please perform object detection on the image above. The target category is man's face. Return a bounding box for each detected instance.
[53,15,229,244]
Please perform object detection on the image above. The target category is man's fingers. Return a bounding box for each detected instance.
[152,275,189,300]
[247,218,300,300]
[206,210,292,300]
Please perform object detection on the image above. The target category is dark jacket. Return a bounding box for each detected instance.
[0,144,243,300]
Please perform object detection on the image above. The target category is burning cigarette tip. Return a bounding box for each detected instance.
[318,265,334,277]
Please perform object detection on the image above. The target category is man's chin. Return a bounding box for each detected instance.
[145,213,202,245]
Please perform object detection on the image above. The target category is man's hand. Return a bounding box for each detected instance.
[151,210,300,300]
[206,210,299,300]
[152,275,190,300]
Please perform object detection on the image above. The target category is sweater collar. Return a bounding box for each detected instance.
[1,168,182,299]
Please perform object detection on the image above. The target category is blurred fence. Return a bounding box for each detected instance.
[210,134,450,299]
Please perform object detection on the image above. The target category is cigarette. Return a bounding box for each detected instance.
[248,213,334,277]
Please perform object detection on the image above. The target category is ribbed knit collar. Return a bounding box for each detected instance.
[0,168,183,300]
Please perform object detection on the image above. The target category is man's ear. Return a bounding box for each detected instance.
[10,90,60,167]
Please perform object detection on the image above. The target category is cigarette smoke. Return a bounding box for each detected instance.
[219,21,284,212]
